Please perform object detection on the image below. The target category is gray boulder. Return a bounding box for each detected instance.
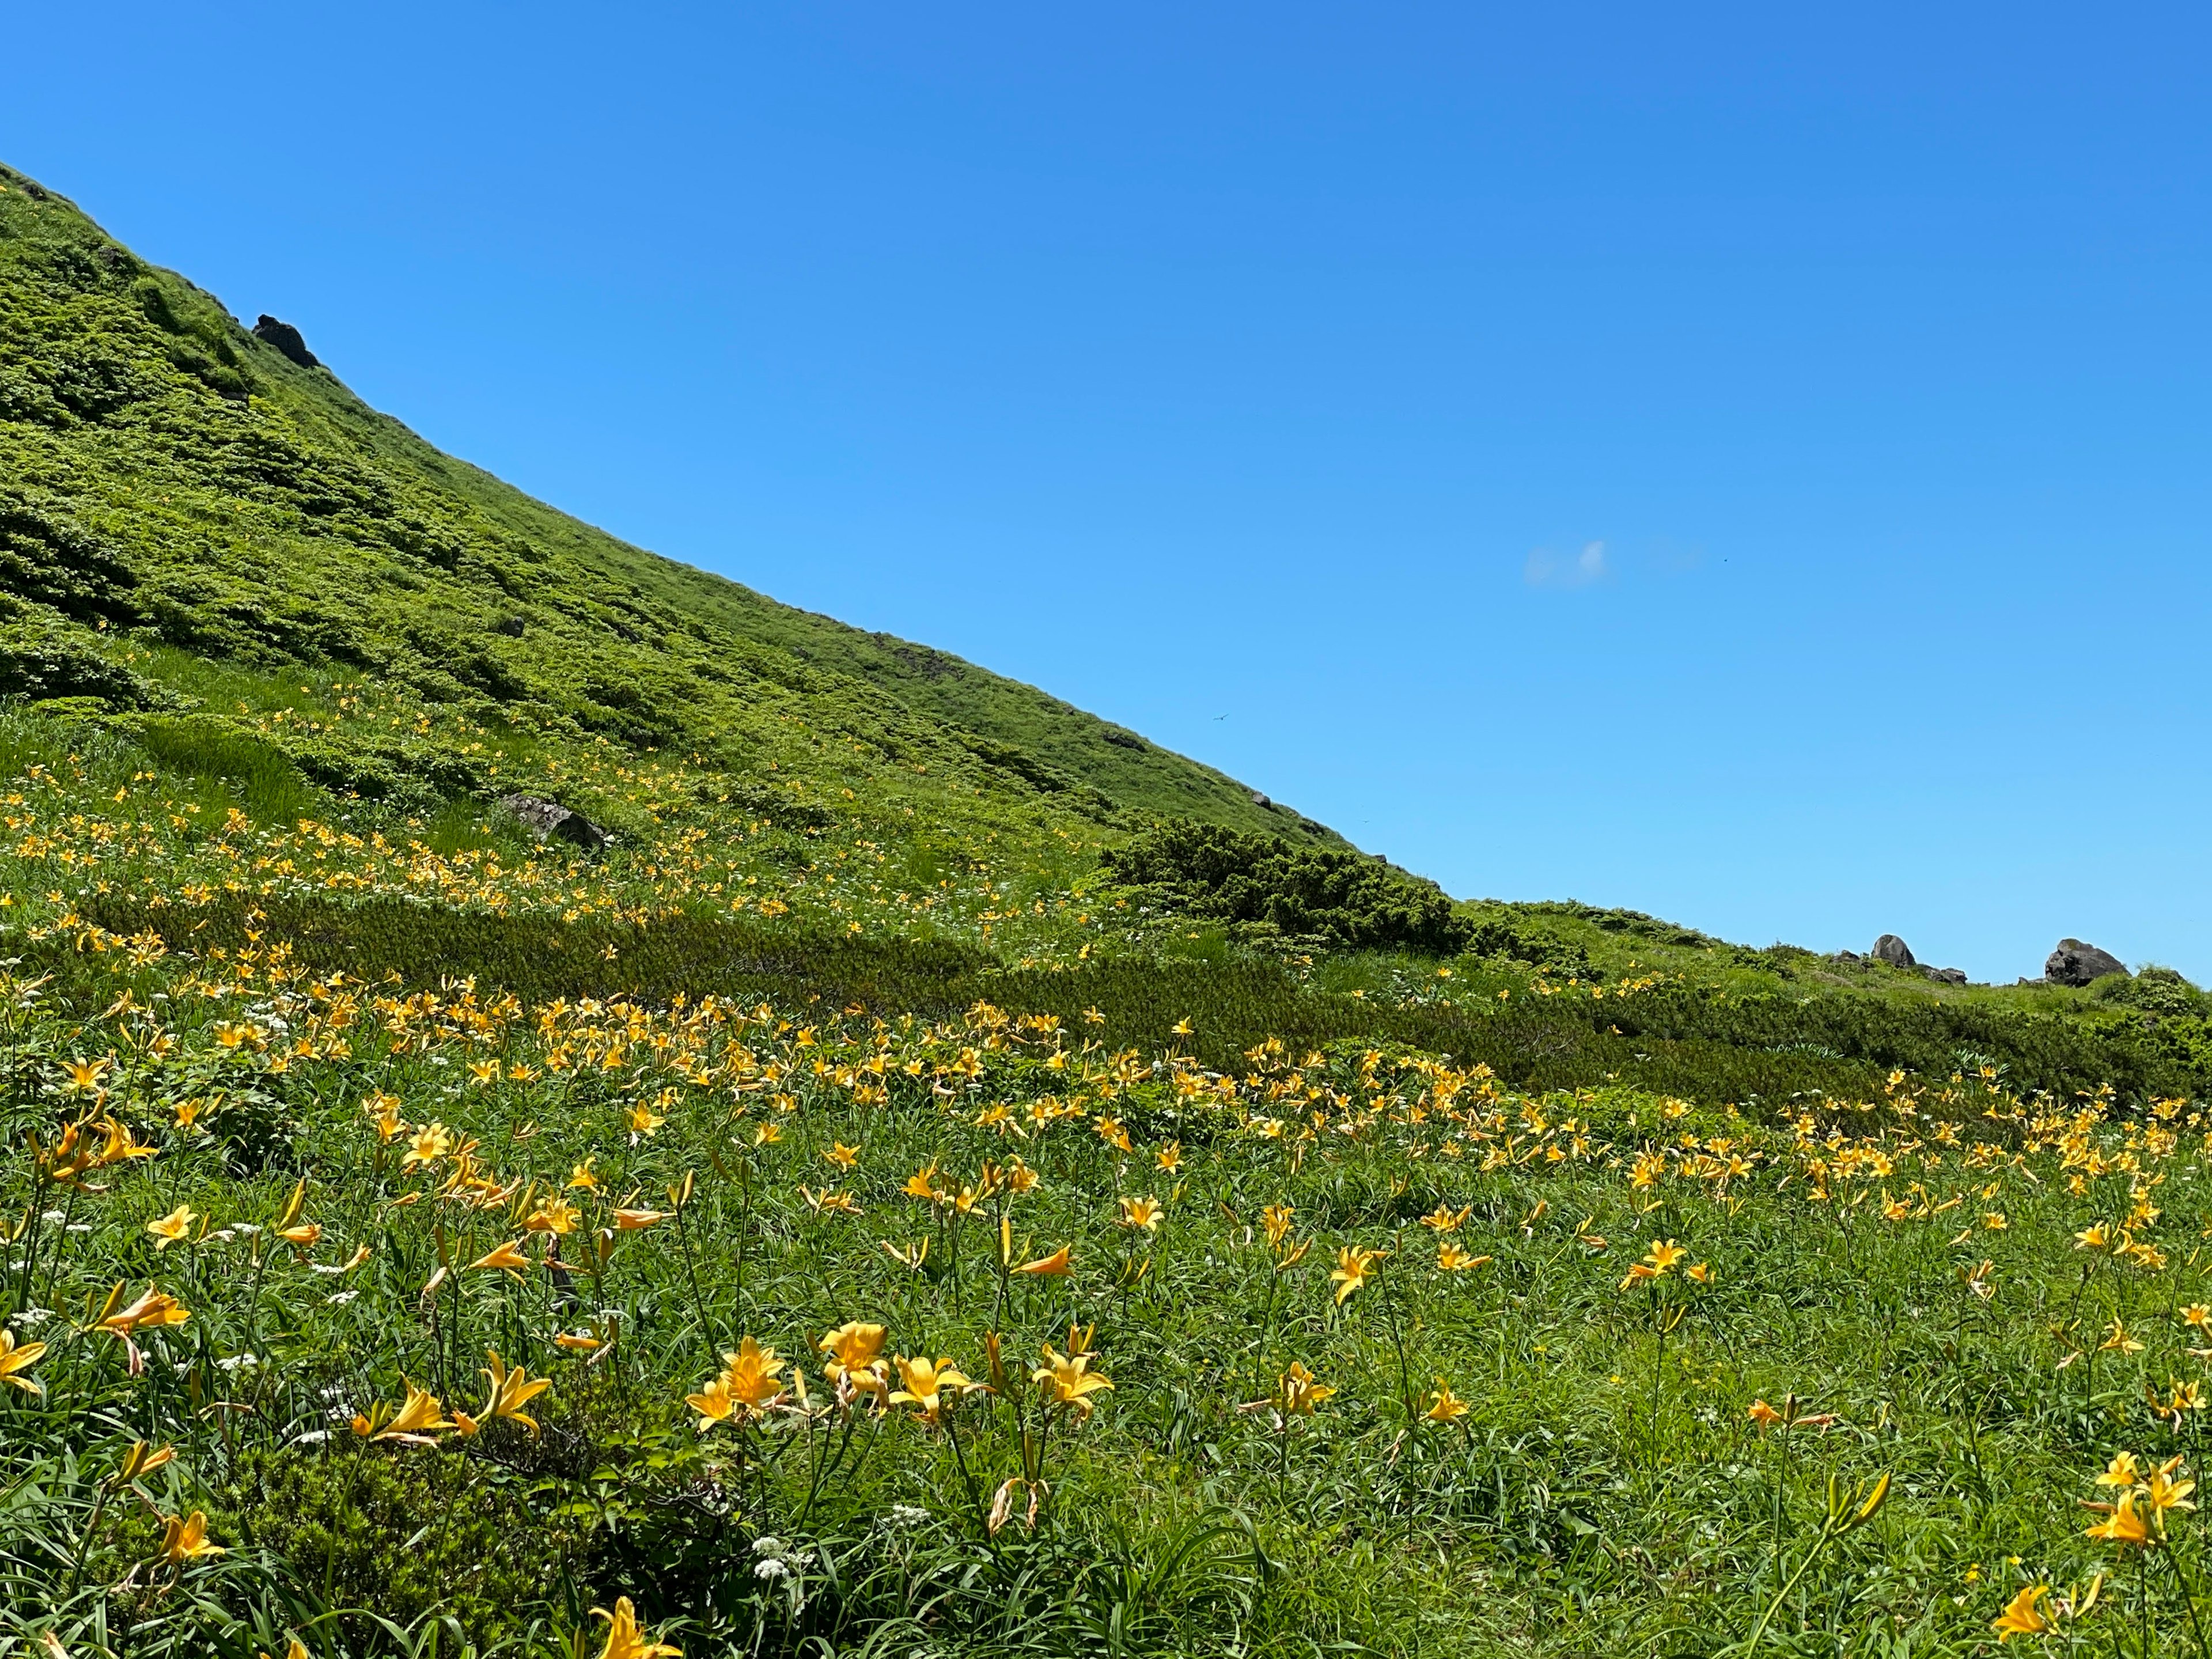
[1924,965,1967,986]
[252,315,319,369]
[2044,938,2127,987]
[1872,934,1916,968]
[500,794,610,853]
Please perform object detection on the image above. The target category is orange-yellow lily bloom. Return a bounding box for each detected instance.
[889,1355,978,1426]
[1032,1345,1113,1420]
[478,1350,554,1436]
[157,1509,223,1565]
[0,1330,48,1396]
[145,1206,198,1249]
[1991,1585,2050,1642]
[591,1596,681,1659]
[468,1239,532,1273]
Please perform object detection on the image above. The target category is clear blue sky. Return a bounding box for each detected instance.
[10,3,2210,983]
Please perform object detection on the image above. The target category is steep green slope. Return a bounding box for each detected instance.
[0,160,1331,843]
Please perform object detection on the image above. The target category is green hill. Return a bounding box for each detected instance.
[0,161,1332,846]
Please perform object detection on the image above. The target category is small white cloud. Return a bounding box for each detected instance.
[1524,540,1609,589]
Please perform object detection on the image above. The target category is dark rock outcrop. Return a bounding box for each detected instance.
[2045,939,2128,987]
[1872,934,1916,968]
[252,315,319,368]
[499,794,609,853]
[1925,966,1967,986]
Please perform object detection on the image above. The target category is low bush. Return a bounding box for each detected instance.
[1103,820,1472,955]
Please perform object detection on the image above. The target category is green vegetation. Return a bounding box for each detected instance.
[0,162,1323,847]
[1101,821,1472,955]
[8,160,2212,1658]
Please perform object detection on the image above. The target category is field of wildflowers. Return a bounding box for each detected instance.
[8,690,2212,1657]
[12,160,2212,1657]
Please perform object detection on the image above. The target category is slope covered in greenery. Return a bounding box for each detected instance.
[11,162,2212,1659]
[0,161,1329,846]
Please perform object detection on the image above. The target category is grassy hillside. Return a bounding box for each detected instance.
[0,161,1330,846]
[9,161,2212,1659]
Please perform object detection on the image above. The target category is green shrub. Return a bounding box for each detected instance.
[216,1446,569,1636]
[2095,965,2211,1020]
[0,619,174,709]
[1459,915,1596,979]
[0,490,141,628]
[1103,819,1472,955]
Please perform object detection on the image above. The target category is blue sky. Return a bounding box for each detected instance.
[10,3,2210,982]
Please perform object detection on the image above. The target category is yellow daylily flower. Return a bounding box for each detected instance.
[156,1509,222,1565]
[2095,1452,2142,1488]
[525,1196,582,1234]
[723,1336,787,1411]
[478,1350,554,1436]
[2146,1456,2197,1522]
[1620,1239,1688,1290]
[888,1355,978,1426]
[591,1597,681,1659]
[1014,1245,1072,1277]
[93,1117,157,1167]
[903,1162,942,1202]
[468,1239,532,1273]
[690,1337,787,1428]
[353,1381,455,1446]
[92,1285,191,1339]
[819,1321,889,1396]
[684,1374,738,1431]
[1032,1345,1113,1420]
[2085,1491,2151,1547]
[145,1205,198,1249]
[1425,1381,1469,1423]
[1991,1585,2050,1642]
[1330,1245,1381,1305]
[1274,1361,1333,1416]
[0,1330,49,1396]
[1118,1196,1164,1230]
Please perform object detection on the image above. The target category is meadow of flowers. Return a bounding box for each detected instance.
[17,163,2212,1657]
[10,748,2212,1658]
